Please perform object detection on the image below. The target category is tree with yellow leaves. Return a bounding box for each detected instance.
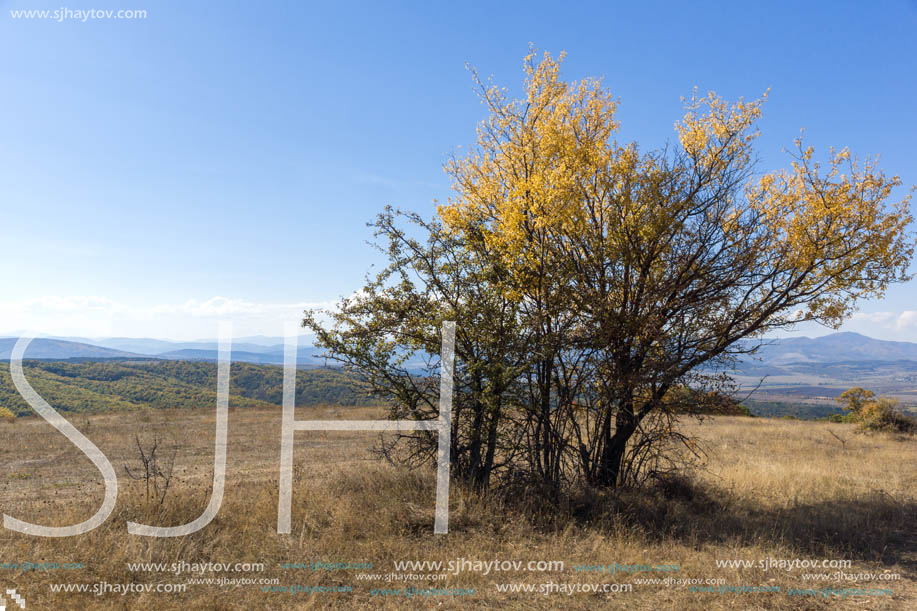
[439,50,913,488]
[307,51,913,492]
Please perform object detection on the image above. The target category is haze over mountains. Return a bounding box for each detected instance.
[748,332,917,365]
[0,335,323,365]
[4,331,917,399]
[3,331,917,367]
[3,331,917,418]
[719,332,917,414]
[0,330,912,374]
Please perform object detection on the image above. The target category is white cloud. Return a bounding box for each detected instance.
[150,296,330,318]
[850,310,917,329]
[0,295,122,313]
[0,295,335,339]
[894,311,917,329]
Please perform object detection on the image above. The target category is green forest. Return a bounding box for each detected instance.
[0,360,379,416]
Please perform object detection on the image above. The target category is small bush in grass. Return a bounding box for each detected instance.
[0,407,16,423]
[836,388,916,434]
[857,397,917,434]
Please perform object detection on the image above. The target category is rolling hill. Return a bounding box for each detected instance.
[4,331,917,419]
[0,338,143,360]
[0,360,379,416]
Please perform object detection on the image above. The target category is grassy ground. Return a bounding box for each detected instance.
[0,407,914,609]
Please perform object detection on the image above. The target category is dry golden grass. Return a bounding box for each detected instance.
[0,408,914,609]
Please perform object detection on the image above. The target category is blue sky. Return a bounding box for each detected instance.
[1,0,915,340]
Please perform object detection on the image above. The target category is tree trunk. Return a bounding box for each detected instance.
[595,404,637,488]
[478,401,500,492]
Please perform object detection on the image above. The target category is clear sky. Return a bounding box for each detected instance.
[1,0,915,340]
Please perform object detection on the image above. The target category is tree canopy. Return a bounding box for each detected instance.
[306,51,914,491]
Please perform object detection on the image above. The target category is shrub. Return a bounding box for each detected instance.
[837,387,875,415]
[857,397,916,434]
[0,407,16,423]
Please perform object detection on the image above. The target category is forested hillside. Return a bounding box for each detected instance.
[0,360,378,416]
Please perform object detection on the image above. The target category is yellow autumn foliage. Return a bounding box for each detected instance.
[439,51,913,329]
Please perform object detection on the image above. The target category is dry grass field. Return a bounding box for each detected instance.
[0,406,914,609]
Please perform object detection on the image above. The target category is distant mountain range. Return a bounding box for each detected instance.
[0,336,324,365]
[3,331,917,419]
[728,332,917,386]
[4,331,917,398]
[748,332,917,365]
[1,330,915,367]
[0,338,142,360]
